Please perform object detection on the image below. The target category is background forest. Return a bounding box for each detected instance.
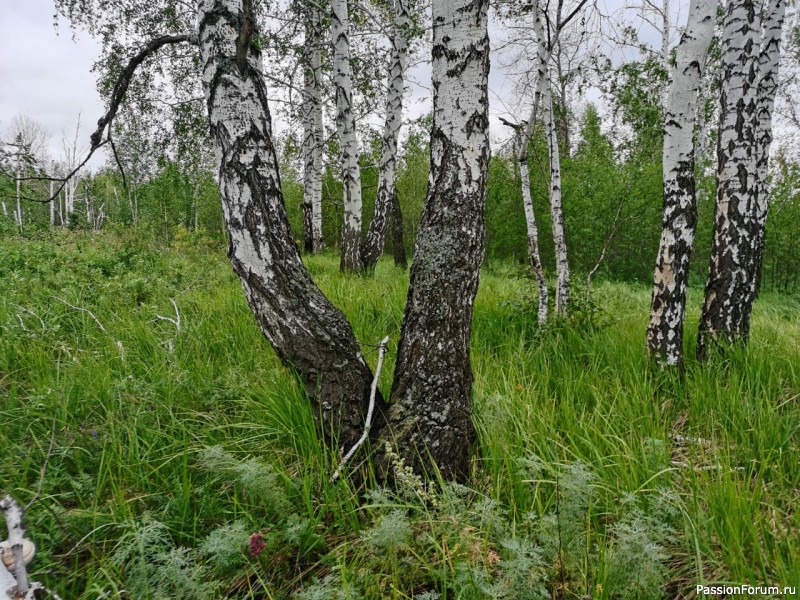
[1,0,800,598]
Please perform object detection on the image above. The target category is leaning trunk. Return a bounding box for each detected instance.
[331,0,364,272]
[516,128,548,325]
[198,0,382,452]
[646,0,716,367]
[378,0,490,481]
[362,0,410,271]
[752,0,785,292]
[697,0,761,357]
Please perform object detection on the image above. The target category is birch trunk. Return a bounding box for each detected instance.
[516,127,548,324]
[198,0,382,452]
[697,0,762,357]
[531,6,569,314]
[378,0,489,481]
[544,86,569,314]
[646,0,716,366]
[15,165,23,233]
[331,0,364,272]
[752,0,785,291]
[391,191,407,268]
[302,5,325,253]
[362,0,410,271]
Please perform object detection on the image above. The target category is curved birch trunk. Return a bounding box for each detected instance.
[302,5,325,253]
[515,127,548,324]
[752,0,786,291]
[646,0,716,367]
[198,0,382,453]
[331,0,364,272]
[697,0,762,357]
[377,0,489,481]
[362,0,410,271]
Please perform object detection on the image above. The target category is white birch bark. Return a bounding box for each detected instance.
[752,0,786,288]
[198,0,383,452]
[379,0,490,480]
[302,5,325,253]
[698,0,762,356]
[331,0,364,271]
[362,0,410,270]
[532,5,570,315]
[515,127,548,325]
[15,163,23,232]
[646,0,717,366]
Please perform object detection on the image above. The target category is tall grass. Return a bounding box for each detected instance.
[1,230,798,598]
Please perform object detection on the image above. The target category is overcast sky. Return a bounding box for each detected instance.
[0,0,707,166]
[0,0,106,165]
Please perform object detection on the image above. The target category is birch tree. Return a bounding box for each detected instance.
[378,0,490,480]
[331,0,365,272]
[361,0,411,271]
[646,0,717,366]
[697,0,777,356]
[301,2,325,253]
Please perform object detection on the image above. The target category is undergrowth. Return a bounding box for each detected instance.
[1,230,798,598]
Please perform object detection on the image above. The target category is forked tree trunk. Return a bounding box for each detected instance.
[752,0,785,291]
[646,0,716,367]
[198,0,381,452]
[362,0,410,271]
[697,0,762,357]
[302,5,325,253]
[377,0,489,481]
[331,0,364,272]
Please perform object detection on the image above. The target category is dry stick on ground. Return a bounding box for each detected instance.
[52,296,124,359]
[154,298,181,353]
[331,336,390,482]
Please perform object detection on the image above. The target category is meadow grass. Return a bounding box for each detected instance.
[1,230,798,598]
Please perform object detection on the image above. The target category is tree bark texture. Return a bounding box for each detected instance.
[752,0,785,290]
[378,0,490,481]
[697,0,762,357]
[198,0,382,452]
[362,0,410,271]
[302,5,325,253]
[331,0,364,272]
[646,0,716,366]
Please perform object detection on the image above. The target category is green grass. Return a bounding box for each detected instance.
[1,230,799,598]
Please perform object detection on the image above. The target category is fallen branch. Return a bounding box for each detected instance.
[52,296,124,359]
[331,336,390,482]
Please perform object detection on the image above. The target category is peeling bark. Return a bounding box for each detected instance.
[301,4,325,253]
[198,0,382,452]
[697,0,762,357]
[362,0,410,271]
[646,0,716,367]
[377,0,489,481]
[331,0,364,272]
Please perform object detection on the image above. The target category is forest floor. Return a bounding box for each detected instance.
[1,229,799,599]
